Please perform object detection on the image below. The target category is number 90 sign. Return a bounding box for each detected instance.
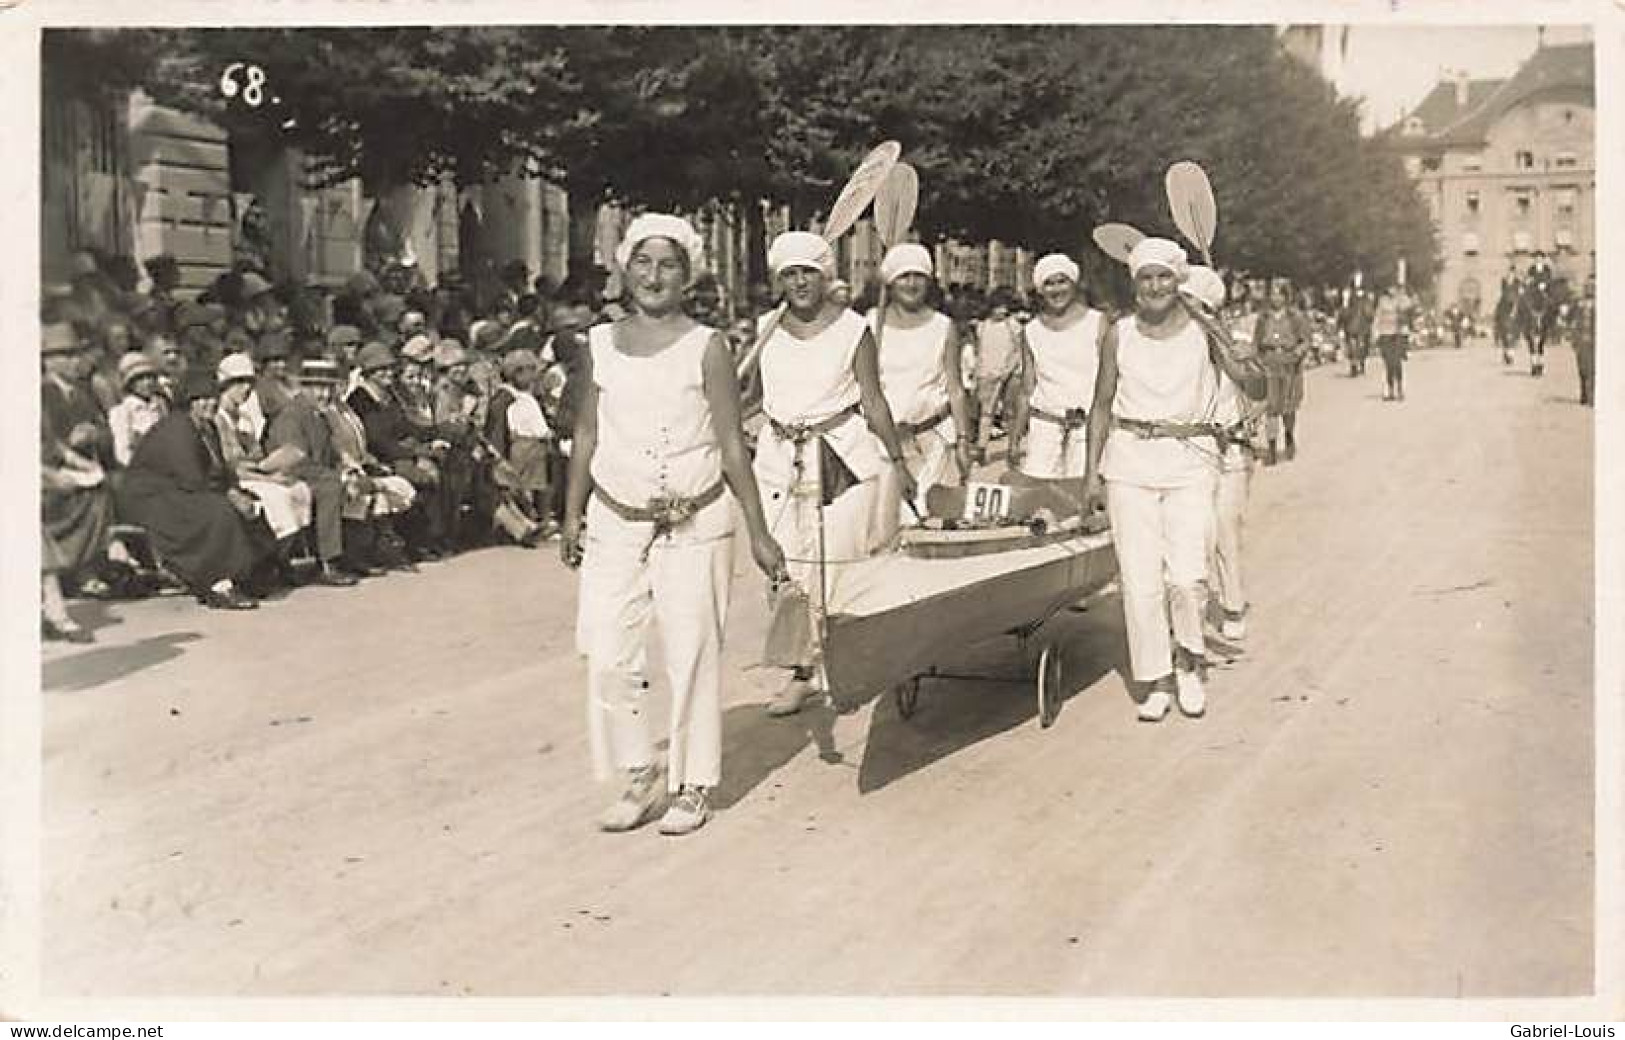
[219,62,270,108]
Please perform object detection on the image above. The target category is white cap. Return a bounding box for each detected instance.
[1180,265,1226,310]
[614,213,707,283]
[768,231,836,279]
[880,243,934,284]
[1032,253,1080,290]
[1127,237,1189,279]
[216,352,256,384]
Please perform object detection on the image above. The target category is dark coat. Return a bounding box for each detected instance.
[346,383,421,465]
[118,411,274,588]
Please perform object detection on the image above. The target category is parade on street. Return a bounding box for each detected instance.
[21,18,1603,1015]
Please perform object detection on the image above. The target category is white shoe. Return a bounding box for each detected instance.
[1138,689,1172,722]
[1220,615,1247,642]
[597,765,662,832]
[657,786,710,836]
[1176,668,1207,718]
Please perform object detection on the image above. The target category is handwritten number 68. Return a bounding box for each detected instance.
[219,63,267,108]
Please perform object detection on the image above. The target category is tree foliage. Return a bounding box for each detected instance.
[65,24,1439,289]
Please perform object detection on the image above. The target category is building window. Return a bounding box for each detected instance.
[1404,116,1424,136]
[1514,192,1533,217]
[1463,232,1480,256]
[1564,109,1575,125]
[1556,188,1577,216]
[1421,156,1442,173]
[1555,227,1575,252]
[1515,150,1535,170]
[1512,231,1533,254]
[1465,189,1481,214]
[1555,151,1578,169]
[1461,154,1483,173]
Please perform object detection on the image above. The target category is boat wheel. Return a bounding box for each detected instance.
[894,678,921,720]
[1037,644,1064,729]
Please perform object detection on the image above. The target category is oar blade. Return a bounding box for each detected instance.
[1165,160,1218,259]
[823,140,902,242]
[874,162,919,248]
[1091,222,1146,264]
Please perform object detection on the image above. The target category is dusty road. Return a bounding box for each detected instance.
[38,342,1594,1000]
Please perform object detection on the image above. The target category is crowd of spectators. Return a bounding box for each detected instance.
[39,249,611,641]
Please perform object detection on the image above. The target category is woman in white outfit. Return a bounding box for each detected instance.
[212,352,315,546]
[562,213,786,837]
[869,243,972,543]
[753,231,914,718]
[1083,239,1264,721]
[1183,266,1259,644]
[1009,253,1108,478]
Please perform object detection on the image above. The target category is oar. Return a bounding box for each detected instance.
[870,161,920,352]
[1165,160,1218,267]
[736,140,902,382]
[871,163,925,523]
[1091,221,1145,264]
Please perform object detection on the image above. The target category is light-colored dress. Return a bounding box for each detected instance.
[1021,309,1104,478]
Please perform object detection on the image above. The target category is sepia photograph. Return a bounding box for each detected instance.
[5,0,1619,1023]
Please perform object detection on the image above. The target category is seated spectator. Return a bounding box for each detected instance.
[118,370,277,610]
[484,347,554,545]
[213,352,315,583]
[262,358,363,585]
[345,341,447,560]
[430,339,480,550]
[108,352,169,467]
[316,357,415,573]
[40,322,115,631]
[327,324,364,377]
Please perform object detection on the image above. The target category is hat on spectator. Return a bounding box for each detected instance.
[327,324,363,350]
[401,333,436,363]
[177,370,220,403]
[240,271,274,300]
[880,243,934,285]
[499,321,543,354]
[41,322,82,354]
[501,347,540,379]
[345,270,381,298]
[223,327,255,355]
[217,352,257,386]
[178,302,227,329]
[433,339,469,369]
[400,310,428,335]
[255,329,291,361]
[468,319,506,353]
[372,294,407,327]
[118,351,159,387]
[299,357,344,385]
[356,341,398,373]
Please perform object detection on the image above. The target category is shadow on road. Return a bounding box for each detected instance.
[43,631,202,694]
[712,697,841,810]
[853,595,1129,794]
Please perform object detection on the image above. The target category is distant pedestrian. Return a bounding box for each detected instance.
[1252,278,1311,464]
[1373,284,1413,402]
[1570,274,1595,407]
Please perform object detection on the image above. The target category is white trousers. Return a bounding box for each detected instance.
[759,467,877,684]
[1210,446,1251,616]
[240,478,313,541]
[576,496,733,792]
[1019,417,1088,479]
[872,423,953,546]
[1105,477,1216,682]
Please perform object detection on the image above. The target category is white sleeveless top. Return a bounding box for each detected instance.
[1100,314,1219,489]
[588,321,722,504]
[1028,309,1104,415]
[870,309,954,431]
[755,308,883,489]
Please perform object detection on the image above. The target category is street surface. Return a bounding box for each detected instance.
[41,341,1594,998]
